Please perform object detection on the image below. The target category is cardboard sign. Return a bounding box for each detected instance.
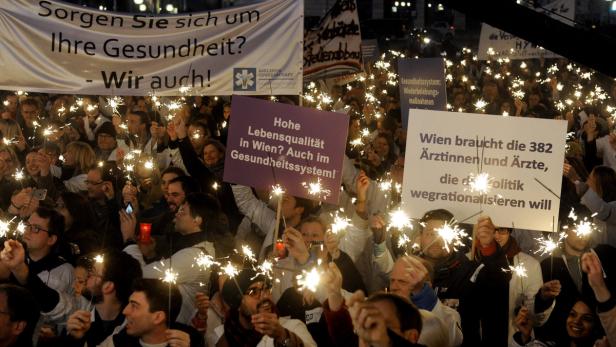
[402,109,567,231]
[224,96,349,204]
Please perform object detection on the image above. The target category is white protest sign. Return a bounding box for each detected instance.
[402,109,567,231]
[0,0,302,96]
[478,0,574,60]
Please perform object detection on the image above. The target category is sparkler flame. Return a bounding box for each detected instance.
[296,267,322,292]
[435,222,468,252]
[468,172,493,195]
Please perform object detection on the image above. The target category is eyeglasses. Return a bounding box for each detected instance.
[244,285,272,298]
[25,222,49,234]
[85,180,104,186]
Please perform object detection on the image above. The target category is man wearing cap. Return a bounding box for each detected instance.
[94,122,129,162]
[213,268,316,347]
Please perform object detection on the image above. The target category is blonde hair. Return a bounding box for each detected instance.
[0,119,24,141]
[66,141,95,175]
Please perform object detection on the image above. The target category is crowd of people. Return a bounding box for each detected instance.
[0,34,615,347]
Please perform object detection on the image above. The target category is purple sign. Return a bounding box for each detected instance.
[398,58,447,128]
[223,96,349,204]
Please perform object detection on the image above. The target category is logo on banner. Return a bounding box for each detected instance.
[233,68,257,91]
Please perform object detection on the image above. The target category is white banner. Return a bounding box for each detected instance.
[402,109,567,232]
[0,0,303,96]
[303,0,362,81]
[478,0,574,60]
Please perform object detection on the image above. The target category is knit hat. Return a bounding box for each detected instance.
[221,269,265,309]
[95,121,117,138]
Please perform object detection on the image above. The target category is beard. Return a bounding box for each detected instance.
[81,287,103,304]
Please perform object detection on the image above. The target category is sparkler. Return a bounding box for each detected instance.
[242,245,257,263]
[503,262,528,292]
[388,208,412,231]
[564,208,598,238]
[330,211,351,235]
[302,178,331,199]
[435,222,469,253]
[107,97,124,116]
[296,267,322,292]
[94,254,104,264]
[468,172,493,195]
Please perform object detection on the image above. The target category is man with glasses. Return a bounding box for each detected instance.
[121,192,223,324]
[86,163,124,250]
[214,268,316,347]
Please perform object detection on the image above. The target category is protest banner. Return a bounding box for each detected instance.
[361,39,380,63]
[398,58,447,129]
[223,96,349,204]
[304,0,362,81]
[0,0,302,96]
[402,109,567,231]
[477,0,574,60]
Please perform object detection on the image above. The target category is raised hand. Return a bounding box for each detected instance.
[283,227,310,264]
[67,310,92,340]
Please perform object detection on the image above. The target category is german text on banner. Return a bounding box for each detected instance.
[223,96,349,205]
[398,58,447,129]
[0,0,303,96]
[402,109,567,232]
[477,0,574,60]
[303,0,362,81]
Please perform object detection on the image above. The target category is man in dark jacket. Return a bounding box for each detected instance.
[0,284,40,347]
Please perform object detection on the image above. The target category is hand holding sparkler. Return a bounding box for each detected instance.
[36,151,53,177]
[174,116,187,140]
[150,121,166,141]
[369,214,386,244]
[514,307,533,344]
[195,292,210,320]
[119,209,137,243]
[324,231,340,260]
[166,120,178,141]
[539,280,561,300]
[321,262,344,311]
[66,310,92,340]
[581,252,610,303]
[0,240,28,284]
[475,216,497,248]
[562,162,580,182]
[347,290,391,347]
[283,227,310,265]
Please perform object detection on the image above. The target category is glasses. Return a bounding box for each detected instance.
[245,285,272,298]
[25,222,49,234]
[85,180,104,186]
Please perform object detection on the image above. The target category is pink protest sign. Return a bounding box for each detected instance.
[223,96,349,204]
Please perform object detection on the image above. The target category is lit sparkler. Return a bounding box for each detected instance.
[435,222,468,252]
[296,267,322,292]
[468,172,493,195]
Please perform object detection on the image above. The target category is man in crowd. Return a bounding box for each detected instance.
[122,192,222,324]
[68,278,203,347]
[0,284,40,347]
[214,268,316,346]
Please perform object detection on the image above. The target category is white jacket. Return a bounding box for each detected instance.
[506,252,553,346]
[213,316,317,347]
[124,240,215,325]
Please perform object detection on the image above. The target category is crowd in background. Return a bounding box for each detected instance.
[0,34,615,347]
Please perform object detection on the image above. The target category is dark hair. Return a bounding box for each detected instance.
[101,250,143,306]
[161,166,186,178]
[293,196,316,220]
[36,206,65,238]
[89,161,125,191]
[169,175,201,195]
[132,279,182,324]
[20,98,39,110]
[591,165,616,202]
[420,209,454,225]
[129,110,150,126]
[203,139,226,155]
[60,192,96,231]
[188,120,211,138]
[367,292,422,334]
[0,284,40,345]
[185,192,230,244]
